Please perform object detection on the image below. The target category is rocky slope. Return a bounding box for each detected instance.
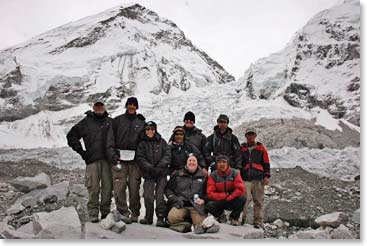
[238,0,360,126]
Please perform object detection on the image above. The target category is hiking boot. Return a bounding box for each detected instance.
[90,215,99,223]
[194,224,205,234]
[156,217,169,228]
[217,213,227,223]
[169,222,192,233]
[139,218,153,225]
[121,215,132,224]
[254,223,264,230]
[131,215,139,223]
[206,224,220,233]
[230,218,241,226]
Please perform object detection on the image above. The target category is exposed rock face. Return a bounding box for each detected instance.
[238,0,360,126]
[233,118,360,150]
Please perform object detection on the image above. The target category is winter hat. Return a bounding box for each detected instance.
[173,126,185,134]
[125,97,139,109]
[245,127,257,135]
[93,101,105,107]
[184,111,195,123]
[215,155,230,164]
[144,121,157,130]
[217,114,229,124]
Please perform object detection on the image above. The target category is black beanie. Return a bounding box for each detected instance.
[144,121,157,131]
[217,114,229,124]
[184,111,195,123]
[125,97,139,109]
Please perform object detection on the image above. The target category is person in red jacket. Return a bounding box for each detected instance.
[206,155,245,226]
[240,127,270,229]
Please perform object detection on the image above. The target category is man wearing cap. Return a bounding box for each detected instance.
[67,101,115,223]
[136,121,171,227]
[240,128,270,229]
[111,97,146,223]
[206,155,245,226]
[183,112,207,165]
[168,126,206,174]
[204,114,242,172]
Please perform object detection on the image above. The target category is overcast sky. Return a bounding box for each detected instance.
[0,0,344,78]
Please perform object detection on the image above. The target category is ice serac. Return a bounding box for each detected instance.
[238,0,360,126]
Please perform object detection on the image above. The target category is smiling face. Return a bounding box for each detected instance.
[186,155,198,173]
[145,127,156,138]
[217,160,229,172]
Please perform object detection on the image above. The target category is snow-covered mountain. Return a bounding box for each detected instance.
[238,0,360,126]
[0,0,360,149]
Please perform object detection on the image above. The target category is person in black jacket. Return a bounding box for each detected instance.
[169,126,206,175]
[240,128,270,229]
[165,154,208,233]
[110,97,145,224]
[182,111,207,155]
[204,114,242,172]
[66,101,115,223]
[136,121,171,227]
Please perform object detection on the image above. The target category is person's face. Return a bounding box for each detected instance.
[184,120,194,128]
[186,155,198,172]
[174,131,184,143]
[245,132,257,143]
[145,127,155,138]
[127,104,137,114]
[217,160,228,172]
[218,120,228,131]
[93,105,105,114]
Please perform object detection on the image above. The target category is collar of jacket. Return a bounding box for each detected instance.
[124,111,137,120]
[214,125,233,140]
[142,132,162,142]
[85,110,109,121]
[216,166,231,177]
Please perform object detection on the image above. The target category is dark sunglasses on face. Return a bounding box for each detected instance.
[218,120,228,124]
[246,132,255,136]
[175,133,184,136]
[145,127,155,131]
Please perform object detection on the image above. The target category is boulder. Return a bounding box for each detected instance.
[352,209,360,224]
[32,206,81,239]
[7,181,69,215]
[111,221,126,233]
[8,173,51,193]
[84,222,122,239]
[273,219,284,228]
[100,213,115,230]
[290,229,331,239]
[242,225,264,239]
[315,212,348,228]
[330,224,354,239]
[69,184,88,197]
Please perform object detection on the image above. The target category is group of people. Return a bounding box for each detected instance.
[66,97,271,234]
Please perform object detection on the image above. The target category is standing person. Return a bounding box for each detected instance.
[66,101,114,223]
[136,121,171,227]
[169,126,206,174]
[183,112,207,168]
[204,114,242,172]
[240,128,270,229]
[111,97,145,224]
[206,155,245,226]
[165,154,208,234]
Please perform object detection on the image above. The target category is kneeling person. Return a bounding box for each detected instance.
[206,155,245,226]
[165,154,207,233]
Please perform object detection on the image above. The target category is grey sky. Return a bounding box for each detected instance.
[0,0,342,78]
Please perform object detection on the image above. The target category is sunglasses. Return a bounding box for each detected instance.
[175,132,184,136]
[218,120,228,124]
[246,132,256,136]
[145,127,155,131]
